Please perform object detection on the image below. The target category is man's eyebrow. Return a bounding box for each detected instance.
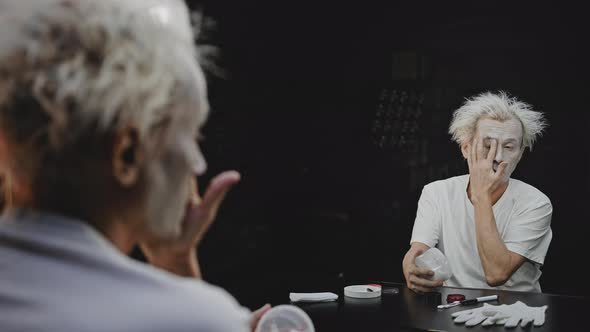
[482,137,519,144]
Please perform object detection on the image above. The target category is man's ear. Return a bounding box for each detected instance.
[460,142,470,160]
[112,126,143,187]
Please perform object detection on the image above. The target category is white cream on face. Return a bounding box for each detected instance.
[474,117,524,180]
[143,70,209,239]
[142,109,197,239]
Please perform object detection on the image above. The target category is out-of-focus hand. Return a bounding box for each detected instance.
[140,170,241,277]
[250,304,272,332]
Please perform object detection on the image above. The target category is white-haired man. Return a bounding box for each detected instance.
[0,0,268,330]
[402,92,552,293]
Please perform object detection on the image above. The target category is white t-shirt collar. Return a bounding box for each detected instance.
[463,176,514,218]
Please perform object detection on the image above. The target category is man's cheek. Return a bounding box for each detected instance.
[505,163,518,178]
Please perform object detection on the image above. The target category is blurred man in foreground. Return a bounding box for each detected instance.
[0,0,268,330]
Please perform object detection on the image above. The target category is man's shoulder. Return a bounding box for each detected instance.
[116,257,242,309]
[0,237,251,332]
[152,277,251,326]
[156,279,251,331]
[95,262,251,330]
[423,174,468,193]
[0,214,251,332]
[509,178,552,206]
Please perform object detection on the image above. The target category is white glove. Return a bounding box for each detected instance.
[452,301,548,328]
[451,303,511,326]
[502,301,548,328]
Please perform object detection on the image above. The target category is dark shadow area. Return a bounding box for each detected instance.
[133,1,590,308]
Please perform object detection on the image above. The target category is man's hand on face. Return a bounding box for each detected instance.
[467,137,508,205]
[250,304,272,332]
[403,247,443,293]
[140,171,241,277]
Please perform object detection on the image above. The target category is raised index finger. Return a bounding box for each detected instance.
[200,171,241,212]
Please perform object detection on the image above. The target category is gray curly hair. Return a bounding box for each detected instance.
[0,0,207,182]
[448,91,547,151]
[0,0,207,208]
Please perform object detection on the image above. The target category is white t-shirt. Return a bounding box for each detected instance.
[0,209,252,332]
[410,175,552,292]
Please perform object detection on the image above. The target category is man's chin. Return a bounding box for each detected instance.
[146,220,183,242]
[162,224,183,240]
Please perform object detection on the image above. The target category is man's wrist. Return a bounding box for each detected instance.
[471,192,493,206]
[403,250,417,266]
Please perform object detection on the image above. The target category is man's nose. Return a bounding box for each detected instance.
[494,145,503,163]
[191,146,207,176]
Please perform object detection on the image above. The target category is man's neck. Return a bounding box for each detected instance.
[92,217,140,254]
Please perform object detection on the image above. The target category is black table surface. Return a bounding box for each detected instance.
[290,282,589,331]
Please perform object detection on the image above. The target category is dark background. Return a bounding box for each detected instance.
[159,1,589,308]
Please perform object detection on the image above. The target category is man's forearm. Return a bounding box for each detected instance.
[473,199,513,286]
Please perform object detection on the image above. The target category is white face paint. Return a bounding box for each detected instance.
[143,68,209,239]
[474,117,524,181]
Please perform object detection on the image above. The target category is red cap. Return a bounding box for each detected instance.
[446,294,466,303]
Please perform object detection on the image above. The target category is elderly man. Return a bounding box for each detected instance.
[0,0,268,330]
[402,92,552,293]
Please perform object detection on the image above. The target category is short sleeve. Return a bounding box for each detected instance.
[504,195,553,265]
[410,184,441,248]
